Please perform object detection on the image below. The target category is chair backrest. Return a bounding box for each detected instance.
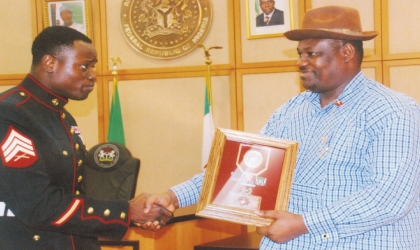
[82,142,140,200]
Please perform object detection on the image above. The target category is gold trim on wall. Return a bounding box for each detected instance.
[383,59,420,88]
[236,65,300,131]
[361,61,383,84]
[101,69,237,141]
[381,0,420,60]
[368,0,382,62]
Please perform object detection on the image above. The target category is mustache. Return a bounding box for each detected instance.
[298,66,309,72]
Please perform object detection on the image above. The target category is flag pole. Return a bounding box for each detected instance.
[110,57,121,103]
[196,45,222,169]
[197,45,223,116]
[107,57,125,145]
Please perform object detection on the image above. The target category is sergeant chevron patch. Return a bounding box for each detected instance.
[0,202,15,217]
[1,126,38,168]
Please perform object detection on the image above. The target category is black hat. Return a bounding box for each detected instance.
[83,142,140,200]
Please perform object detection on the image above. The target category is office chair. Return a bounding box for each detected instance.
[83,142,140,250]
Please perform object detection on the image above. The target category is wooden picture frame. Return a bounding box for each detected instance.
[42,0,92,38]
[196,128,298,226]
[246,0,296,39]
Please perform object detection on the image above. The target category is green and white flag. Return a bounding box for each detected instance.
[255,0,260,15]
[107,77,125,145]
[202,72,215,169]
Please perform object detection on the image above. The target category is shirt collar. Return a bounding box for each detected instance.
[306,71,366,109]
[19,74,68,110]
[265,9,275,18]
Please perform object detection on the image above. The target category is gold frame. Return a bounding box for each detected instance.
[246,0,296,39]
[42,0,93,38]
[196,128,298,226]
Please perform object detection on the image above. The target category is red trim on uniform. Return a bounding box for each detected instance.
[72,152,77,193]
[79,200,131,226]
[16,86,31,107]
[18,85,61,112]
[52,198,130,227]
[70,235,76,250]
[57,115,77,192]
[27,74,68,103]
[0,88,19,101]
[52,198,82,226]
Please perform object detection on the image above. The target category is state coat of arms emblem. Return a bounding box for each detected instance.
[121,0,213,59]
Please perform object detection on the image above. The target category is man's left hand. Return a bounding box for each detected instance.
[255,210,309,243]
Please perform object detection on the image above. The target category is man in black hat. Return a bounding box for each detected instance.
[141,5,420,249]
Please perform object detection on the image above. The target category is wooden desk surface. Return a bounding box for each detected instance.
[194,231,262,250]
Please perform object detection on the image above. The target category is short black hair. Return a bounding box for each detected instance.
[31,26,92,66]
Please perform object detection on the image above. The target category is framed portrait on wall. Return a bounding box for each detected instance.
[42,0,92,38]
[246,0,296,39]
[196,128,298,226]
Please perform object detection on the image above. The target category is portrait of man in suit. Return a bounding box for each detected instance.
[256,0,284,27]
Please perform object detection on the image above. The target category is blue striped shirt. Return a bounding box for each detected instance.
[172,72,420,249]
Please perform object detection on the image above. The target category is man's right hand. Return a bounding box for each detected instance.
[135,190,180,230]
[144,190,179,213]
[129,193,173,231]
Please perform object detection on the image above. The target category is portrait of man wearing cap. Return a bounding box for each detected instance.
[139,5,420,250]
[56,4,86,35]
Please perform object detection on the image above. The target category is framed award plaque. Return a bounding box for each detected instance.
[196,128,298,226]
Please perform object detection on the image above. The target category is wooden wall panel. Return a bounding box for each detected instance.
[382,0,420,59]
[241,70,301,133]
[0,0,33,75]
[384,60,420,104]
[66,88,99,148]
[112,75,232,194]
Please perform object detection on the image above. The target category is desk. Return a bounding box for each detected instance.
[194,231,262,250]
[99,240,139,250]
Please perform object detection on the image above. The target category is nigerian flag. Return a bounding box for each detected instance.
[107,77,125,145]
[202,78,214,169]
[255,0,260,15]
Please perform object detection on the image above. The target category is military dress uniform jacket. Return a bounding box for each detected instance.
[0,75,130,250]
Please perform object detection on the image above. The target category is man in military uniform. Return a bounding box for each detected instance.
[0,26,172,249]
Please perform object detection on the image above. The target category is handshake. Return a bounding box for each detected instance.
[129,190,180,231]
[83,142,180,231]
